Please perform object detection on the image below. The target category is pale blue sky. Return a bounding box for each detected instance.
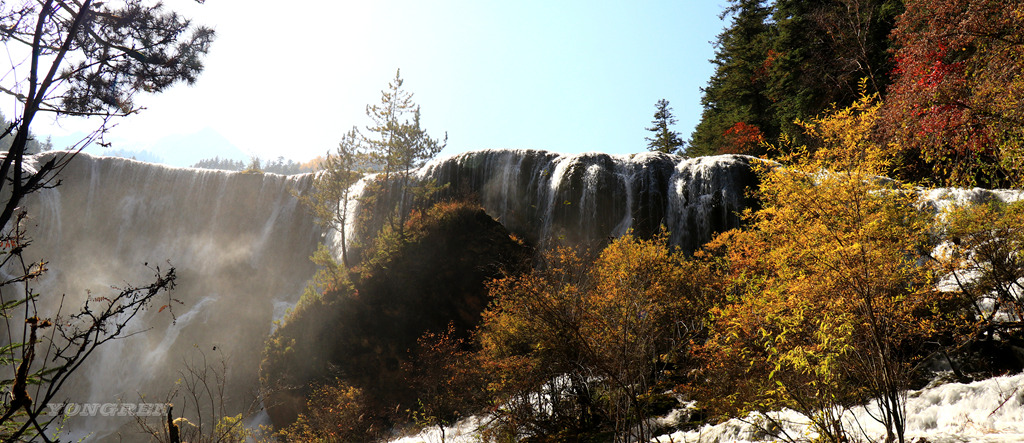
[31,1,729,166]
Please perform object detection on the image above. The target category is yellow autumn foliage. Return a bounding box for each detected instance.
[699,94,969,443]
[791,81,896,176]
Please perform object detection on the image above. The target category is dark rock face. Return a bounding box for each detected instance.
[665,154,762,252]
[355,149,761,254]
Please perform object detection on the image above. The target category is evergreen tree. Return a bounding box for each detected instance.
[0,1,208,439]
[193,156,312,175]
[300,69,446,267]
[767,0,902,149]
[243,156,262,173]
[687,0,774,157]
[301,128,364,267]
[262,156,307,175]
[688,0,902,158]
[192,156,246,171]
[363,69,446,236]
[645,99,684,154]
[0,112,52,154]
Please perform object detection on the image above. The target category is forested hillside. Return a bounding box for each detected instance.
[689,0,1023,188]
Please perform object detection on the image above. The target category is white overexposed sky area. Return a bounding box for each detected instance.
[9,1,729,167]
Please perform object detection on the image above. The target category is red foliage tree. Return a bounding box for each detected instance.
[718,121,766,155]
[879,0,1024,187]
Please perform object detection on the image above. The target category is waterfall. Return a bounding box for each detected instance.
[19,148,1024,442]
[13,153,323,441]
[410,149,759,252]
[7,149,761,440]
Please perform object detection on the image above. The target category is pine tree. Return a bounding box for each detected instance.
[688,0,901,158]
[0,1,207,439]
[302,128,364,267]
[645,99,685,154]
[687,0,774,157]
[767,0,902,149]
[363,69,447,236]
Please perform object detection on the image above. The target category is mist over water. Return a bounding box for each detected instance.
[16,153,323,440]
[12,149,763,440]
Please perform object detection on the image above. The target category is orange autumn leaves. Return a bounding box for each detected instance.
[478,235,719,440]
[474,169,962,441]
[694,98,972,442]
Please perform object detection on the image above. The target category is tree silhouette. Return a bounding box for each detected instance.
[0,1,212,439]
[645,99,684,154]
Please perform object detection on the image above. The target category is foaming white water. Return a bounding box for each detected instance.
[918,187,1024,214]
[652,372,1024,443]
[666,155,759,250]
[326,172,372,261]
[920,185,1024,321]
[390,416,487,443]
[389,372,1024,443]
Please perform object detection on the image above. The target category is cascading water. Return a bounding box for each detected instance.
[11,153,323,441]
[8,149,762,441]
[410,149,760,253]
